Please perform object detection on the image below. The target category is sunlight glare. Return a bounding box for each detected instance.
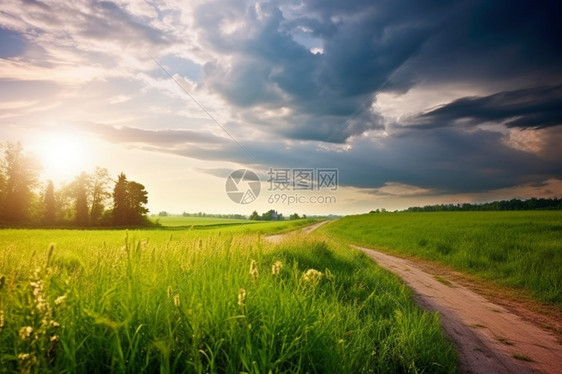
[36,133,91,182]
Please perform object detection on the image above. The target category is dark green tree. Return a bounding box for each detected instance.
[112,173,129,226]
[126,181,148,224]
[112,173,149,226]
[0,142,41,223]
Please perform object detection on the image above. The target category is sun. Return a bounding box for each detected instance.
[35,133,92,182]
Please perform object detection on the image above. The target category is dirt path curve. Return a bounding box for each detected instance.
[265,220,330,244]
[355,245,562,374]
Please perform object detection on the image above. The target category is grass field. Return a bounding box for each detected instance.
[0,222,457,373]
[150,216,249,227]
[323,211,562,305]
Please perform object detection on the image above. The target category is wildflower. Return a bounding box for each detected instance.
[54,295,66,306]
[18,353,30,361]
[173,294,181,308]
[249,259,259,281]
[50,335,59,342]
[302,269,323,285]
[237,288,246,308]
[271,261,283,275]
[50,321,60,328]
[19,326,33,340]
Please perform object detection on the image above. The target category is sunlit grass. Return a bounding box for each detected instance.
[150,216,248,227]
[0,226,457,373]
[323,211,562,305]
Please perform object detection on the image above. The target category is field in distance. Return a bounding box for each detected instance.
[151,216,248,227]
[324,211,562,306]
[0,220,457,373]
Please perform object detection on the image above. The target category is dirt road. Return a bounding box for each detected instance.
[265,222,562,373]
[265,220,330,244]
[355,245,562,374]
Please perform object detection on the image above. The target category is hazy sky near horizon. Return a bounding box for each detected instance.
[1,0,561,215]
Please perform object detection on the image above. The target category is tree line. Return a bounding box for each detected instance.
[249,210,306,221]
[0,141,150,227]
[404,198,562,212]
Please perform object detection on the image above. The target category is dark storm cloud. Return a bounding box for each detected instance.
[410,86,562,130]
[99,124,561,195]
[194,0,431,142]
[192,0,562,142]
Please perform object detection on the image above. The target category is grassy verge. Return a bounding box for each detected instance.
[0,228,456,373]
[322,211,562,305]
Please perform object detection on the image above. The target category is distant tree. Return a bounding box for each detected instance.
[43,180,56,225]
[158,211,169,217]
[89,167,112,225]
[249,210,259,220]
[262,209,281,221]
[0,142,41,223]
[289,213,300,220]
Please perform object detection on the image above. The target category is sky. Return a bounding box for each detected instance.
[1,0,561,216]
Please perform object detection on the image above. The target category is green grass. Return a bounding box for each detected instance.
[0,227,457,373]
[150,216,249,227]
[149,216,322,235]
[323,211,562,305]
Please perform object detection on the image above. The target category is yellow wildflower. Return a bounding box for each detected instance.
[54,295,66,306]
[19,326,33,340]
[237,288,246,307]
[302,269,323,285]
[271,261,283,275]
[249,259,259,281]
